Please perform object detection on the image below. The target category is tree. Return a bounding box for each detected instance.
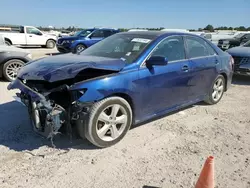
[204,24,214,32]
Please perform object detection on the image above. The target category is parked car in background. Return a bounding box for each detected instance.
[0,26,57,48]
[218,33,250,51]
[0,35,32,81]
[8,31,233,148]
[226,40,250,76]
[56,28,119,53]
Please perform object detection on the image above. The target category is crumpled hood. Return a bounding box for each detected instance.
[227,47,250,57]
[17,53,126,82]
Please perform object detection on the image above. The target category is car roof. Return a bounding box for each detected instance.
[119,30,200,39]
[91,28,119,31]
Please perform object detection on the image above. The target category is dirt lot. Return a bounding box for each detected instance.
[0,48,250,188]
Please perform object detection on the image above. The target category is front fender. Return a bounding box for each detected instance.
[71,39,91,48]
[69,71,139,103]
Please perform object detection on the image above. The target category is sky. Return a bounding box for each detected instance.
[0,0,249,29]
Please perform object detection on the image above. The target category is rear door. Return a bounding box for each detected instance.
[184,35,219,101]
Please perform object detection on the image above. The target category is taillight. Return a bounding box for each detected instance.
[230,56,234,70]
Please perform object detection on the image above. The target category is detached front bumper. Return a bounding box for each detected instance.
[8,78,92,142]
[8,79,67,139]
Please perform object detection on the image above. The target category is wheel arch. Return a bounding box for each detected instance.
[219,72,228,91]
[76,42,88,48]
[47,38,56,43]
[4,38,12,45]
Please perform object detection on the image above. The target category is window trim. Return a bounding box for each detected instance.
[140,35,187,68]
[183,35,218,60]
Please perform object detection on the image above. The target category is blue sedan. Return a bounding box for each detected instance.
[8,31,234,148]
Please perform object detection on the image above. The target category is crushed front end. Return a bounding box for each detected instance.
[7,78,92,143]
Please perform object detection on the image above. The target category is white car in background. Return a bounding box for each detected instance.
[0,26,57,48]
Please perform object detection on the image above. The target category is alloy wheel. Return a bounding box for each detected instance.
[96,104,128,142]
[5,61,24,81]
[212,78,224,102]
[76,45,85,53]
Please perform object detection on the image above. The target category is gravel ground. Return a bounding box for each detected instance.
[0,48,250,188]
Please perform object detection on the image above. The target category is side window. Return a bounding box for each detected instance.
[103,30,113,37]
[185,36,216,58]
[91,30,105,38]
[26,27,42,35]
[151,36,186,62]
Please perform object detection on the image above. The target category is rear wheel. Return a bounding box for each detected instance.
[5,40,11,46]
[78,97,132,148]
[204,75,225,105]
[3,59,25,82]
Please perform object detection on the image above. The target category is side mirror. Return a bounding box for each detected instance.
[146,56,168,67]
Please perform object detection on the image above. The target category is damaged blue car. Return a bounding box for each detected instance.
[8,31,234,148]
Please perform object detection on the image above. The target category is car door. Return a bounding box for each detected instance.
[26,27,45,45]
[184,35,219,101]
[89,30,105,45]
[138,36,192,116]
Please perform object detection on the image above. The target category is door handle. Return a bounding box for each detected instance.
[29,35,32,37]
[182,65,189,72]
[215,59,219,64]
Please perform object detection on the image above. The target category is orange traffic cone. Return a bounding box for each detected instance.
[195,156,215,188]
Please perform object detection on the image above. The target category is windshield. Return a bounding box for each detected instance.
[80,33,154,63]
[234,33,245,39]
[243,40,250,47]
[74,29,94,37]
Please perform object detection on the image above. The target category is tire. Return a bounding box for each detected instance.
[5,40,11,46]
[79,97,133,148]
[3,59,25,82]
[204,75,225,105]
[74,44,86,54]
[46,40,56,49]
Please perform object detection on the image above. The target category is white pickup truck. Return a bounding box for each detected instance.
[0,26,57,48]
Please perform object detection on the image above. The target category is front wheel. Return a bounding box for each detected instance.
[3,59,25,82]
[79,97,133,148]
[46,40,56,49]
[204,75,225,105]
[74,44,86,54]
